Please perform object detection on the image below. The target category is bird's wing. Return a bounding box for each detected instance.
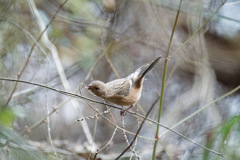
[127,62,151,83]
[106,78,132,97]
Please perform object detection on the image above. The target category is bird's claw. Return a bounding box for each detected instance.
[120,110,127,116]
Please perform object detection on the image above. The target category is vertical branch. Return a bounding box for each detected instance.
[121,115,139,159]
[88,116,99,159]
[172,0,227,57]
[152,0,182,159]
[130,106,140,160]
[116,95,159,159]
[46,103,59,159]
[159,0,228,138]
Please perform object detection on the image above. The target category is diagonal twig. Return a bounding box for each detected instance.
[115,95,160,159]
[4,0,69,108]
[1,77,238,156]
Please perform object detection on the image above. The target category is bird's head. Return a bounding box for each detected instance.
[88,81,108,98]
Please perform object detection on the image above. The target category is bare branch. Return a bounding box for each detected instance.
[4,0,69,107]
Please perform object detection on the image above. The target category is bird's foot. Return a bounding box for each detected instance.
[120,105,134,116]
[120,109,127,116]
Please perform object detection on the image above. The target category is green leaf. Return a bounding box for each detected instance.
[0,106,15,127]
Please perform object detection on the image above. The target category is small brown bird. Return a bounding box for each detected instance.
[88,56,161,115]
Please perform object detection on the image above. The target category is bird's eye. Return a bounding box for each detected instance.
[95,87,99,90]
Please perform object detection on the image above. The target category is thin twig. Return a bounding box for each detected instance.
[4,0,69,108]
[159,85,240,137]
[121,115,139,159]
[79,53,119,130]
[78,91,152,140]
[100,15,121,79]
[172,0,227,57]
[79,53,104,90]
[77,110,110,122]
[130,105,140,160]
[28,0,95,149]
[0,52,7,59]
[104,49,121,79]
[0,16,48,58]
[153,0,182,159]
[88,115,99,160]
[115,95,160,159]
[18,53,103,136]
[46,103,59,159]
[100,21,144,158]
[20,97,70,136]
[0,77,238,156]
[93,127,118,160]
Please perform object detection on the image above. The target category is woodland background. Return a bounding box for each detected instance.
[0,0,240,160]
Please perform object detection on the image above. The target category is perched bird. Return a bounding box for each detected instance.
[88,56,161,115]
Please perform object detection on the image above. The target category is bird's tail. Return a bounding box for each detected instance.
[127,56,161,82]
[140,56,161,78]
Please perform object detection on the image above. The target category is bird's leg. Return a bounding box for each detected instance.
[120,105,134,116]
[120,106,126,116]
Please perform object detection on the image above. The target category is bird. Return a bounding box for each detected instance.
[88,56,161,115]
